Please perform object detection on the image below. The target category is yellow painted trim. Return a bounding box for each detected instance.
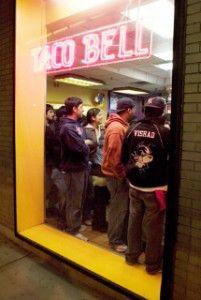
[16,2,162,299]
[20,224,161,300]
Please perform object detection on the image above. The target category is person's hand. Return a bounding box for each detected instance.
[85,139,93,146]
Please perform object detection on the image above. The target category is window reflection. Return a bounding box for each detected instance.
[44,0,173,276]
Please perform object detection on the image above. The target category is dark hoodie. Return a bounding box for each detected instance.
[59,117,89,172]
[102,113,129,179]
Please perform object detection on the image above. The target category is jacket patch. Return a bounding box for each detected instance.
[134,130,155,138]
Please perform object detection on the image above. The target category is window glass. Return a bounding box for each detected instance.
[16,0,174,297]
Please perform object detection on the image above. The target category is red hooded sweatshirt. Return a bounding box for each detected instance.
[102,113,129,179]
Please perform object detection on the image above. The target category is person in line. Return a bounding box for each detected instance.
[102,98,135,253]
[59,97,91,241]
[84,108,110,232]
[45,104,62,217]
[121,97,169,274]
[52,106,69,229]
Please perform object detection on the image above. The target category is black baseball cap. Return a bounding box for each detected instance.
[116,97,135,113]
[144,97,166,110]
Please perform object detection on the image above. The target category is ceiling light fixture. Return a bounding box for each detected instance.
[155,62,173,71]
[154,50,173,61]
[113,88,148,95]
[54,75,104,87]
[122,0,174,39]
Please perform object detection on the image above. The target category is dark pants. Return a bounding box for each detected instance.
[92,185,110,230]
[106,177,129,246]
[82,175,94,221]
[64,170,88,234]
[83,164,101,221]
[45,167,67,215]
[127,188,165,271]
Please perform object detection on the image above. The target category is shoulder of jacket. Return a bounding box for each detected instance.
[107,121,127,130]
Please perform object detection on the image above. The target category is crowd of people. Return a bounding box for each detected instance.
[45,95,169,275]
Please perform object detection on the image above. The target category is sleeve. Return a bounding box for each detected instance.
[121,123,140,166]
[107,132,126,179]
[121,132,130,166]
[163,127,170,154]
[85,128,98,155]
[61,126,89,157]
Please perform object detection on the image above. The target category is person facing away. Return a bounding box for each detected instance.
[102,98,135,253]
[121,96,170,274]
[83,108,110,232]
[59,97,90,241]
[45,104,62,215]
[45,104,58,169]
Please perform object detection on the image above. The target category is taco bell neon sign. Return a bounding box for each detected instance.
[32,20,152,74]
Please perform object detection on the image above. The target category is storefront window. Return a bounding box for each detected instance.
[15,1,174,298]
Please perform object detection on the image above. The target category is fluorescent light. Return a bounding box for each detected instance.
[154,51,173,61]
[55,76,104,87]
[51,0,110,13]
[155,62,173,71]
[122,0,174,39]
[113,89,148,95]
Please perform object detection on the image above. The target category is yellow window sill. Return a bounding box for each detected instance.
[19,224,161,300]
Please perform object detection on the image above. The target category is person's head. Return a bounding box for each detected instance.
[116,97,135,122]
[46,104,55,123]
[144,97,166,118]
[55,105,68,121]
[87,108,102,126]
[65,97,84,120]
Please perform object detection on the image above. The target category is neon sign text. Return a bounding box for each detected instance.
[32,20,152,74]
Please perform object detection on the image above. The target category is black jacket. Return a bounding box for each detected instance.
[45,123,61,168]
[59,117,89,172]
[121,118,170,188]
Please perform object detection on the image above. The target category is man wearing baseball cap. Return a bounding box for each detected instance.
[102,97,135,253]
[122,96,169,274]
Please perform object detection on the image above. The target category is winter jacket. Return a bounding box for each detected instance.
[84,124,104,165]
[121,117,170,188]
[45,123,61,168]
[102,113,129,179]
[59,117,89,172]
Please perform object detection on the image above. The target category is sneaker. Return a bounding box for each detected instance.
[74,233,89,242]
[125,256,138,265]
[146,266,162,275]
[84,219,92,226]
[112,244,127,253]
[125,251,145,265]
[79,225,87,232]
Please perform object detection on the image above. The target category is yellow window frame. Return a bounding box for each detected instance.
[15,1,162,299]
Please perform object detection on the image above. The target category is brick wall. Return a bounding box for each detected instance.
[173,0,201,299]
[0,0,15,229]
[0,0,201,299]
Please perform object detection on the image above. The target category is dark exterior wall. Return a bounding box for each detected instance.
[0,0,201,299]
[173,0,201,299]
[0,0,15,229]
